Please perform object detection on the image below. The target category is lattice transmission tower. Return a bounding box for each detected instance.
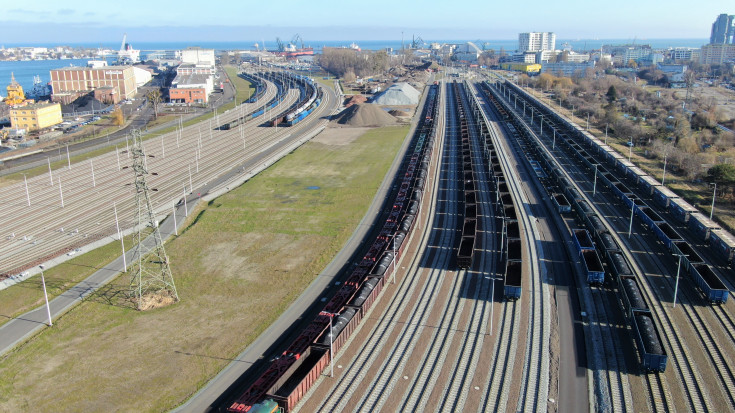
[127,129,179,310]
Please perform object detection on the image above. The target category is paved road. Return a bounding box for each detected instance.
[0,198,187,357]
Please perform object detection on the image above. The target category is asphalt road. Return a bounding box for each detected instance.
[0,197,189,357]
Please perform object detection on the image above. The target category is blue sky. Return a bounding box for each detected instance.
[1,0,726,43]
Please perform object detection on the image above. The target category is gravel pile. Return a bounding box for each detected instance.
[344,95,367,108]
[336,103,397,127]
[389,109,409,117]
[371,82,420,105]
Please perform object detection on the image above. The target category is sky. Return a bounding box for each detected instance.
[1,0,727,43]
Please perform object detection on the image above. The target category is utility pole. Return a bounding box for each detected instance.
[128,129,179,310]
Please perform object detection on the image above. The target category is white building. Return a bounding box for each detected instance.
[670,47,699,62]
[453,42,482,62]
[132,67,153,87]
[542,61,595,77]
[181,48,215,66]
[519,32,556,52]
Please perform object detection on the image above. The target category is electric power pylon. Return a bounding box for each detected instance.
[127,129,179,310]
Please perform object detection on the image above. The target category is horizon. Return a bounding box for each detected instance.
[2,1,730,43]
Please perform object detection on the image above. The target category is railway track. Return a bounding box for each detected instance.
[490,77,726,412]
[307,83,453,413]
[1,72,335,276]
[469,81,550,413]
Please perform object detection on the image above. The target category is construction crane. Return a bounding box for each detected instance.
[275,37,285,52]
[411,35,425,49]
[291,34,304,49]
[120,33,127,54]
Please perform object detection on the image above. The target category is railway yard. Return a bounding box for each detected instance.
[2,64,735,413]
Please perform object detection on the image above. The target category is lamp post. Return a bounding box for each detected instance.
[628,203,634,238]
[23,174,30,206]
[710,182,717,220]
[319,311,335,377]
[39,265,52,326]
[593,164,598,196]
[673,254,684,308]
[662,151,668,185]
[628,137,633,162]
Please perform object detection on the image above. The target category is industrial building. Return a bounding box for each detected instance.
[50,65,137,103]
[169,74,212,104]
[452,42,482,62]
[169,48,216,104]
[181,48,215,66]
[10,102,62,132]
[500,63,542,74]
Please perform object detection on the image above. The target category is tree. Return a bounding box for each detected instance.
[707,164,735,184]
[606,85,617,102]
[111,106,124,126]
[537,73,555,90]
[707,164,735,197]
[146,89,163,120]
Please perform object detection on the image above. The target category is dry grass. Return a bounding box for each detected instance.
[0,231,144,328]
[0,125,409,412]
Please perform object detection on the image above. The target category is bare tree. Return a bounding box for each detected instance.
[146,89,163,120]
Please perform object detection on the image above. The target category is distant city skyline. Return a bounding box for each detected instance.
[1,1,729,43]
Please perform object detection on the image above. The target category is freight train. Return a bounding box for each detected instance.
[227,84,440,412]
[496,80,730,304]
[270,75,321,127]
[451,81,478,269]
[455,80,526,299]
[480,80,668,372]
[218,71,308,131]
[499,80,735,268]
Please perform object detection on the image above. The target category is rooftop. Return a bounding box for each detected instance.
[52,65,133,71]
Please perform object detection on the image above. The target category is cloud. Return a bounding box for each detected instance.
[9,8,39,15]
[58,9,75,15]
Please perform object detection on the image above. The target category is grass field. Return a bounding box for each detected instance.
[224,65,256,106]
[0,124,409,412]
[0,231,145,329]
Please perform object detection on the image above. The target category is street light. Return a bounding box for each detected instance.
[628,137,633,162]
[319,311,335,377]
[39,265,52,326]
[709,182,717,220]
[661,149,669,185]
[628,203,634,238]
[593,164,598,196]
[673,254,684,308]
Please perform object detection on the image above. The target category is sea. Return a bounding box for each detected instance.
[0,38,708,94]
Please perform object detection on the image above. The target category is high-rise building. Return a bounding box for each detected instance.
[710,14,735,44]
[519,32,556,52]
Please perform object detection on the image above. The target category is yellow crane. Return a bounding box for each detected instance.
[4,73,26,106]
